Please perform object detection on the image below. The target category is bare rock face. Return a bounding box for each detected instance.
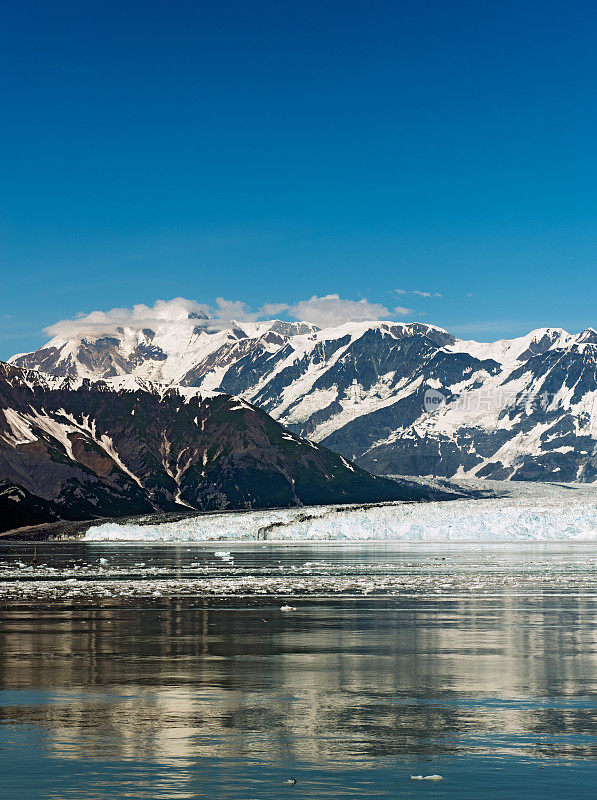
[0,363,433,533]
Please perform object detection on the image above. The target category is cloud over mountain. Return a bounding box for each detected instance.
[265,294,403,328]
[45,298,211,338]
[44,295,409,339]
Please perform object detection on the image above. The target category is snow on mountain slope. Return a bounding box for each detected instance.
[10,315,597,483]
[1,361,435,532]
[10,315,319,385]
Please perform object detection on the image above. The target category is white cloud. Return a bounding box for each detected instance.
[282,294,399,328]
[213,297,258,322]
[44,294,412,340]
[396,289,442,298]
[259,302,290,317]
[46,297,223,339]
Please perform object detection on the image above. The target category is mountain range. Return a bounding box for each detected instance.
[10,315,597,484]
[0,362,433,533]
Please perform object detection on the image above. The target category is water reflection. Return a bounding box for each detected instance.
[1,602,595,760]
[0,546,595,799]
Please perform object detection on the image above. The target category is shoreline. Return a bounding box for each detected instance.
[0,476,496,541]
[2,477,594,543]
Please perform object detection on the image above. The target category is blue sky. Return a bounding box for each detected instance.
[1,0,596,358]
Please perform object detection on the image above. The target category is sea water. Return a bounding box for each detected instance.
[0,541,595,799]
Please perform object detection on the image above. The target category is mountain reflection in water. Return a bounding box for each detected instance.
[0,543,595,799]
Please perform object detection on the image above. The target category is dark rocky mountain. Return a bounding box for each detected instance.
[0,362,433,533]
[10,318,597,483]
[0,481,66,532]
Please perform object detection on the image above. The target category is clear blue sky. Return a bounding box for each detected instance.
[1,0,596,358]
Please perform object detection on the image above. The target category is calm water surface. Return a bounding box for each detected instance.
[0,543,595,799]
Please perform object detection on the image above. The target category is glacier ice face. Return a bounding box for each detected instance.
[84,482,597,543]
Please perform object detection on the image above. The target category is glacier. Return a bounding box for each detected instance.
[84,481,597,543]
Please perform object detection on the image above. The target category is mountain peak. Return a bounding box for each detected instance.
[6,318,595,485]
[0,361,430,532]
[577,327,597,344]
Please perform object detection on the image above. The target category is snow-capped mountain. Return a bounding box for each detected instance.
[10,317,320,386]
[0,362,431,532]
[10,316,597,483]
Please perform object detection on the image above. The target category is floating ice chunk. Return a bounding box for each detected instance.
[280,605,297,611]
